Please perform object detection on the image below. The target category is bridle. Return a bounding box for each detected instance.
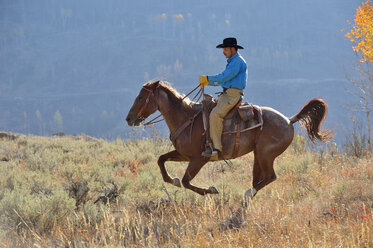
[136,86,156,120]
[136,83,204,126]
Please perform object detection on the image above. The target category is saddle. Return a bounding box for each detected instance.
[202,93,263,159]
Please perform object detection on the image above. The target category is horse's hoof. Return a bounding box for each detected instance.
[208,186,219,194]
[241,198,249,207]
[244,188,257,203]
[172,178,181,187]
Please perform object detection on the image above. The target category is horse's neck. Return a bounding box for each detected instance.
[157,89,193,134]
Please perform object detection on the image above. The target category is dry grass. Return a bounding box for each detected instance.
[0,132,372,247]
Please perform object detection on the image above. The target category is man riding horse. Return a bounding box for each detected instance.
[126,37,332,198]
[199,37,248,158]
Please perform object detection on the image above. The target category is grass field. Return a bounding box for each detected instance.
[0,132,372,247]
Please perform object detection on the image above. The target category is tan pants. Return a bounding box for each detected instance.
[209,88,242,151]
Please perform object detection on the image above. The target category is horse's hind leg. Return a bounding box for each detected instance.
[245,151,276,202]
[244,153,261,201]
[181,158,217,195]
[158,150,188,187]
[254,151,277,192]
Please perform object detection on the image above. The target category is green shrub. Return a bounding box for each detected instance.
[277,153,312,175]
[0,189,75,235]
[0,133,371,247]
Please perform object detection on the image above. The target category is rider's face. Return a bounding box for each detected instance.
[223,47,236,58]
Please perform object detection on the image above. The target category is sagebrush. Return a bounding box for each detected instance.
[0,132,371,247]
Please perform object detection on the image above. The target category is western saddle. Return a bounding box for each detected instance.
[201,94,263,159]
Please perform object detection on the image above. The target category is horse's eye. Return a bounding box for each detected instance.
[138,96,143,101]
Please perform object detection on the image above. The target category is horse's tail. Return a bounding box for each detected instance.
[289,98,333,142]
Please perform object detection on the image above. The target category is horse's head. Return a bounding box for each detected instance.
[126,81,160,126]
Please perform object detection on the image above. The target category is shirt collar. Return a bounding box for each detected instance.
[227,52,239,62]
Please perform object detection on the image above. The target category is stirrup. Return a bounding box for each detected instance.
[201,146,218,157]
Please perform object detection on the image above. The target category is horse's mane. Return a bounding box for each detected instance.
[144,80,200,113]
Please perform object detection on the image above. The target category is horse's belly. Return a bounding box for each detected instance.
[221,129,256,159]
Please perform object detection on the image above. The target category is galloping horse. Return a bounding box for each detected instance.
[126,80,332,200]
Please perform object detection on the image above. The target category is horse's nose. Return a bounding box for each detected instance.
[126,113,135,125]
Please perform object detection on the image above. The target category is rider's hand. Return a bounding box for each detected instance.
[199,75,209,88]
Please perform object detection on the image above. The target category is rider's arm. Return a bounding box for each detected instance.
[207,59,242,86]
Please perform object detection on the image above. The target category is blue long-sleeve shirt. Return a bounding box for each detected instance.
[207,53,247,90]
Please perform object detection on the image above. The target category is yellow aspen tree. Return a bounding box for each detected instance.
[345,0,373,63]
[344,1,373,152]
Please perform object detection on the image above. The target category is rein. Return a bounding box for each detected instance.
[142,84,203,126]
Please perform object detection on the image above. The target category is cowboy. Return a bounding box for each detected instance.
[199,37,248,157]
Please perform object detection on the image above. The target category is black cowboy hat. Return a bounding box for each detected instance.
[216,37,244,49]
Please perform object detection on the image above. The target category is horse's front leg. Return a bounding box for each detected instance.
[181,157,218,195]
[158,150,188,187]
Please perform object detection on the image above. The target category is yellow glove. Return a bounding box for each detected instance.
[199,75,209,88]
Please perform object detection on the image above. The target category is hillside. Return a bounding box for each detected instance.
[0,1,360,140]
[0,132,371,247]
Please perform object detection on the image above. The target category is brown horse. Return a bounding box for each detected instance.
[126,80,332,201]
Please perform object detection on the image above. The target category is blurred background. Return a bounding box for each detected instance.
[0,0,363,143]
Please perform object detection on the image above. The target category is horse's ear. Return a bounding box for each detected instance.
[143,79,160,89]
[152,80,160,89]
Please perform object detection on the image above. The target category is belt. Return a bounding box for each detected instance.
[223,87,244,96]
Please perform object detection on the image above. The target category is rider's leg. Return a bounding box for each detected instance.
[203,88,242,156]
